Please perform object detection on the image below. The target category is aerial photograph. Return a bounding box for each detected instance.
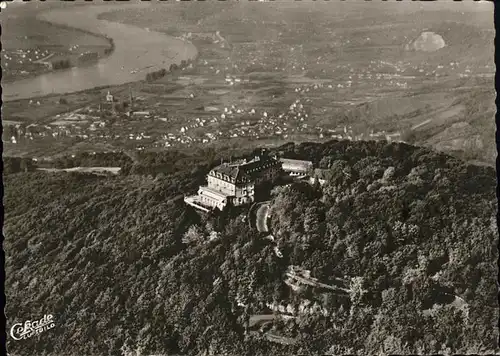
[2,0,498,355]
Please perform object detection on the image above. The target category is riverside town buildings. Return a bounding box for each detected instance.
[184,151,282,212]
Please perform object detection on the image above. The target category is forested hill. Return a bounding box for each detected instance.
[4,140,499,355]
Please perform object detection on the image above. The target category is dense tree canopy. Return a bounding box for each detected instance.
[4,140,498,355]
[51,59,71,70]
[269,141,498,354]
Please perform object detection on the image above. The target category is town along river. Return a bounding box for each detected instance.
[3,3,198,102]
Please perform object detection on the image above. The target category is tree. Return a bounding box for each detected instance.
[4,140,498,355]
[170,63,179,72]
[19,158,35,173]
[3,157,21,174]
[182,225,203,244]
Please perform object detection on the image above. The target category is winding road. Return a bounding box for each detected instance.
[255,202,271,233]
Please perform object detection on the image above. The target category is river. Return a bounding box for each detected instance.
[2,3,198,102]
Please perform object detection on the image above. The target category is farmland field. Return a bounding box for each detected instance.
[3,1,495,165]
[3,2,499,355]
[100,1,496,164]
[1,1,113,82]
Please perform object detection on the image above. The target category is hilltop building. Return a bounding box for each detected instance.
[184,152,282,212]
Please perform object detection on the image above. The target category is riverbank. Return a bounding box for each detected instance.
[3,3,197,101]
[1,34,115,86]
[1,3,115,85]
[35,15,117,62]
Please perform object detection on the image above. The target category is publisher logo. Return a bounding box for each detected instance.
[10,314,55,340]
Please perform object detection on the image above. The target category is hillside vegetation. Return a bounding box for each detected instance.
[4,140,498,355]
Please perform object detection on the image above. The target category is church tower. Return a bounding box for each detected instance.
[106,90,114,103]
